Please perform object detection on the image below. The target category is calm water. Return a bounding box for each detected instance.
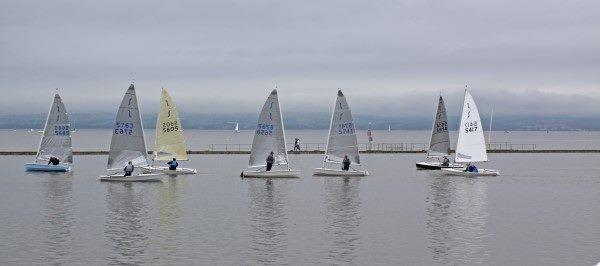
[2,129,600,150]
[1,153,600,265]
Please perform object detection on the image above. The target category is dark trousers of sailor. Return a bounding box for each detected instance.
[342,162,350,171]
[124,171,132,177]
[266,163,273,171]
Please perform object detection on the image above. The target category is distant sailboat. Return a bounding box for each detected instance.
[314,89,369,176]
[442,90,499,176]
[241,89,300,178]
[141,88,197,175]
[25,91,73,172]
[416,95,464,170]
[234,121,240,133]
[388,124,391,132]
[99,84,163,182]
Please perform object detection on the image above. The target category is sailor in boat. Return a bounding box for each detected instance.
[167,158,178,170]
[48,156,60,166]
[464,163,478,173]
[124,161,134,176]
[442,156,450,167]
[342,155,351,171]
[266,151,275,171]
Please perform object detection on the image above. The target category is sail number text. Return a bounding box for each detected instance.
[464,121,478,133]
[256,123,274,135]
[54,125,70,136]
[114,122,134,135]
[162,121,179,133]
[435,121,447,133]
[337,122,355,134]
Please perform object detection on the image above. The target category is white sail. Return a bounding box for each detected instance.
[35,92,73,164]
[234,122,239,132]
[455,90,488,163]
[324,90,360,164]
[248,89,288,167]
[153,88,188,161]
[427,95,450,157]
[107,84,149,170]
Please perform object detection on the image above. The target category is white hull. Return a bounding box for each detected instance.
[441,168,500,176]
[313,168,369,176]
[415,161,464,170]
[241,169,300,178]
[25,163,71,172]
[99,173,163,182]
[140,166,197,175]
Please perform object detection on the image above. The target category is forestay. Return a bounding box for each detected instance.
[324,90,360,164]
[36,93,73,164]
[153,88,188,161]
[455,90,488,163]
[107,84,149,170]
[427,95,450,157]
[248,89,288,167]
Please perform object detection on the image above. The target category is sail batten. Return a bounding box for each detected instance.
[427,95,451,157]
[324,89,360,164]
[107,84,149,169]
[455,90,488,163]
[35,93,73,164]
[153,88,188,161]
[248,89,289,168]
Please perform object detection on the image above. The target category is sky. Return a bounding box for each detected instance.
[1,0,599,117]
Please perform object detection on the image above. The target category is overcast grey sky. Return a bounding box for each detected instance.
[1,0,599,116]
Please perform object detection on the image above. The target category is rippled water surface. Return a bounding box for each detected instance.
[1,153,600,265]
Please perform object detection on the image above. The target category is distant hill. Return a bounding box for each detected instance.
[0,112,599,131]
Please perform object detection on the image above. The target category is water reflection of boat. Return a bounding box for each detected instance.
[323,177,362,264]
[104,183,151,264]
[154,177,187,262]
[246,179,289,264]
[42,175,74,265]
[425,177,490,265]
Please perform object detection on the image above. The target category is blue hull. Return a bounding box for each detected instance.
[25,163,70,172]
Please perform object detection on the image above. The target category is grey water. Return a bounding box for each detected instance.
[1,152,600,265]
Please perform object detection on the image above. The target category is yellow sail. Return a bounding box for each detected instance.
[154,88,188,161]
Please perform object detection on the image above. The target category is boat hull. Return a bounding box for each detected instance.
[313,168,369,176]
[99,173,163,182]
[241,169,300,178]
[441,168,500,176]
[415,162,464,170]
[25,163,71,172]
[140,166,197,175]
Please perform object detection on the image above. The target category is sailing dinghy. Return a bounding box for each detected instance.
[314,90,369,176]
[442,90,499,176]
[99,84,163,182]
[25,91,73,172]
[234,121,240,133]
[416,95,464,170]
[241,89,300,178]
[141,88,197,175]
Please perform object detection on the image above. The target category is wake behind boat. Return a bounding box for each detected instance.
[141,88,197,175]
[25,91,73,172]
[416,95,463,170]
[241,88,300,178]
[99,84,163,182]
[442,89,499,177]
[313,89,369,177]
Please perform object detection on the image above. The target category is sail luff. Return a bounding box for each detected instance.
[324,89,360,165]
[427,95,450,157]
[106,84,149,170]
[455,90,488,163]
[153,88,188,161]
[35,92,73,164]
[248,89,288,168]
